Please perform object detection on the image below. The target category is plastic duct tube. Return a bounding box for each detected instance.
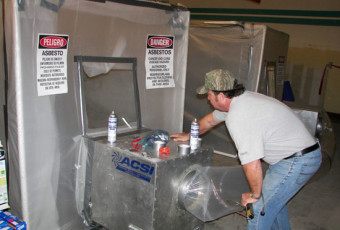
[177,166,250,222]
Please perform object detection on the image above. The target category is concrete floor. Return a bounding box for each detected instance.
[204,114,340,230]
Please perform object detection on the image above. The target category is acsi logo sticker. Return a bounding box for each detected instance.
[148,37,172,48]
[40,36,67,48]
[112,152,155,182]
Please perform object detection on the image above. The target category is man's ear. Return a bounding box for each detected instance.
[217,92,226,100]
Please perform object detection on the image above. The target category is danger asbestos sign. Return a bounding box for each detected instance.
[37,34,69,96]
[145,35,174,89]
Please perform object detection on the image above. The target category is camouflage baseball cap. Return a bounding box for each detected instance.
[196,69,236,94]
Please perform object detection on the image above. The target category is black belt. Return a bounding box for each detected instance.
[284,142,320,160]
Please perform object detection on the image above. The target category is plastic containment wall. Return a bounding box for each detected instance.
[4,1,189,229]
[184,22,290,157]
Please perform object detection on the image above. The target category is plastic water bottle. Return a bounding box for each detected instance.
[190,118,199,151]
[108,111,117,143]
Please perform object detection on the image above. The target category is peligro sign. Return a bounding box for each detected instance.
[39,36,67,48]
[112,152,155,182]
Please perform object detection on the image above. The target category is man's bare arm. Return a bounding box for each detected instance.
[170,112,221,141]
[241,159,263,206]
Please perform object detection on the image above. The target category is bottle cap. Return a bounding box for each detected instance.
[159,146,170,154]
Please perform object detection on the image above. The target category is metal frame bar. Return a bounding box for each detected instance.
[189,8,340,17]
[189,8,340,26]
[87,0,188,11]
[190,14,340,26]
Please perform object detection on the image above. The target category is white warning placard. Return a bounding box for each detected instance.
[277,56,286,85]
[145,35,174,89]
[37,34,69,96]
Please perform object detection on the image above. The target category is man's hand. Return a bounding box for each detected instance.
[170,133,190,142]
[242,192,259,207]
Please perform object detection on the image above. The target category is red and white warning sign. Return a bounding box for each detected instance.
[37,34,69,96]
[145,35,174,89]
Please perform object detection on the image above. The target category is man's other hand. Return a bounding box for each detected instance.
[170,133,190,142]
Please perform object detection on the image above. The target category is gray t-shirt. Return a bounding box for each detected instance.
[213,91,316,165]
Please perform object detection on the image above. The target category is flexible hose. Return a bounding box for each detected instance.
[319,63,340,95]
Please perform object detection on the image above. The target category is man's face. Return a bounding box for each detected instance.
[207,90,231,112]
[207,91,220,109]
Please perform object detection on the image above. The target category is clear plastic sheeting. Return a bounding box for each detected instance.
[0,3,6,147]
[4,1,189,229]
[187,23,266,95]
[178,166,250,222]
[292,109,318,136]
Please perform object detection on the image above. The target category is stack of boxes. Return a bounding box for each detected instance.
[0,142,22,229]
[0,211,26,230]
[0,141,8,209]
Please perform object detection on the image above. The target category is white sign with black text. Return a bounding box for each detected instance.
[145,35,174,89]
[37,34,69,96]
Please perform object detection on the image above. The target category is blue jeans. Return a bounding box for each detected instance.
[246,147,322,230]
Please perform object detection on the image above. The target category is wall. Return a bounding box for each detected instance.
[268,23,340,112]
[171,0,340,113]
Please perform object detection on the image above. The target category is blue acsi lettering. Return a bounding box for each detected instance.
[120,157,154,175]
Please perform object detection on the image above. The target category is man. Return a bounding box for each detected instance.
[170,69,321,230]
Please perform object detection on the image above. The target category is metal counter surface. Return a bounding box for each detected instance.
[88,129,204,162]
